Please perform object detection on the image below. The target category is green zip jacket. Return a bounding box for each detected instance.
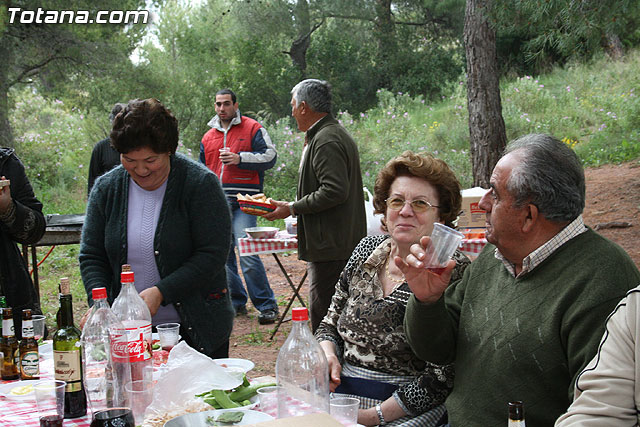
[292,115,366,262]
[79,153,234,357]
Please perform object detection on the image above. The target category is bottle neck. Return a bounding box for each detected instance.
[58,294,75,327]
[93,298,109,309]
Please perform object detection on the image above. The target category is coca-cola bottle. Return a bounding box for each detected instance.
[82,287,132,416]
[111,269,152,383]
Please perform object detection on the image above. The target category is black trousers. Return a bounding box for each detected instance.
[307,259,348,333]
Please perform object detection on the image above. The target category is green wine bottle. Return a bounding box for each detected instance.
[53,278,87,418]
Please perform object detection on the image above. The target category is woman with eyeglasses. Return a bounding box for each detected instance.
[315,150,470,426]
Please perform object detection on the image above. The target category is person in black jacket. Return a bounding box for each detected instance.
[87,103,126,195]
[0,147,46,339]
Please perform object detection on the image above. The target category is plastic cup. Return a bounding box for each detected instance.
[32,314,46,340]
[257,385,282,418]
[330,396,360,426]
[125,379,154,425]
[33,380,66,427]
[423,223,464,273]
[156,322,180,351]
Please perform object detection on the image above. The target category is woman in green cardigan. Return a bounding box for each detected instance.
[80,98,234,358]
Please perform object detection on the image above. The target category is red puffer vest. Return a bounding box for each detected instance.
[201,116,262,187]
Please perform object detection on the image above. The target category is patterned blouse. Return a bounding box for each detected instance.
[315,235,471,415]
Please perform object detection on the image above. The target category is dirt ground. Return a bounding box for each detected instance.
[228,161,640,377]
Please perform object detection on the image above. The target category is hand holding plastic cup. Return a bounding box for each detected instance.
[156,322,180,352]
[423,223,464,274]
[33,380,66,427]
[329,396,360,426]
[32,314,46,340]
[257,385,282,418]
[125,379,154,425]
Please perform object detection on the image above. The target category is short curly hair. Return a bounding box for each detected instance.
[110,98,179,155]
[373,151,462,229]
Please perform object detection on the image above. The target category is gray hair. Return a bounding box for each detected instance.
[504,133,585,222]
[290,79,332,113]
[108,103,127,123]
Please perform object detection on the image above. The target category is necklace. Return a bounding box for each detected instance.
[385,257,405,285]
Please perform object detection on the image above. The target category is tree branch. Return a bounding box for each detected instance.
[9,54,77,87]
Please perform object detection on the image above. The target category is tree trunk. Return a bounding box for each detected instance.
[464,0,506,188]
[0,38,14,149]
[374,0,396,88]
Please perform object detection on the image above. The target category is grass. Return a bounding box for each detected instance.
[14,49,640,338]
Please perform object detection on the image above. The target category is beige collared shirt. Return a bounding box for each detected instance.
[496,215,587,278]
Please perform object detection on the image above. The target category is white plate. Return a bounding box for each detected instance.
[164,408,273,427]
[0,380,36,400]
[213,358,254,373]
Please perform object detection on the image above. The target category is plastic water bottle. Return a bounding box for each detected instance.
[276,307,329,418]
[82,287,132,413]
[111,269,153,383]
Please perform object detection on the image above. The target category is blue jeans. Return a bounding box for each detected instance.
[226,204,278,313]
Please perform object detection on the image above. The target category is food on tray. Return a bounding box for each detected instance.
[236,193,276,216]
[207,411,245,424]
[236,193,269,203]
[196,375,276,410]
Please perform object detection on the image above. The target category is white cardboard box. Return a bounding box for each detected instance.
[457,187,489,229]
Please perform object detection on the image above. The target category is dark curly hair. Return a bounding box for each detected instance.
[373,151,462,229]
[110,98,178,155]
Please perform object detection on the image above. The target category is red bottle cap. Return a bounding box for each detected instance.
[92,287,108,300]
[291,307,308,321]
[121,271,135,283]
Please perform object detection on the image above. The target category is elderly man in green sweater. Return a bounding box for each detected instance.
[398,134,640,426]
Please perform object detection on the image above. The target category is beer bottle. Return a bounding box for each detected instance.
[508,401,526,426]
[19,309,40,380]
[1,307,20,380]
[53,278,87,418]
[0,296,7,337]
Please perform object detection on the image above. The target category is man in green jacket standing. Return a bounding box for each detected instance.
[398,134,640,426]
[266,79,366,332]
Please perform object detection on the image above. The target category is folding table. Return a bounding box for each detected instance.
[237,231,307,340]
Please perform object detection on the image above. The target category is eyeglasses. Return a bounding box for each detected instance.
[385,197,440,213]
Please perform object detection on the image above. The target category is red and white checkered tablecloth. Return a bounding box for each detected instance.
[460,238,487,257]
[0,357,92,427]
[238,231,298,257]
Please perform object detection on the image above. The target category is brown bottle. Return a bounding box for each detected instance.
[19,309,40,380]
[508,401,526,426]
[1,307,20,380]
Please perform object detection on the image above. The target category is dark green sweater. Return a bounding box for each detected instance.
[405,229,640,426]
[80,153,234,357]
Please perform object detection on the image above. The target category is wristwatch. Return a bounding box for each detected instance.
[288,202,296,217]
[375,403,387,426]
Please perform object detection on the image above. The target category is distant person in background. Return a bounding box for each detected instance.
[0,147,46,340]
[316,151,470,426]
[200,88,279,325]
[87,103,126,195]
[80,98,234,358]
[265,79,366,332]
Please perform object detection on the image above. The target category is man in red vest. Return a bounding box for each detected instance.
[200,89,279,324]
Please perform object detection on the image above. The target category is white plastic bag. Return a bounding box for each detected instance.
[143,341,243,424]
[364,187,385,236]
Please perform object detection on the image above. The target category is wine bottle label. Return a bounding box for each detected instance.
[2,319,14,337]
[22,320,34,338]
[20,350,39,377]
[54,350,82,386]
[124,323,152,362]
